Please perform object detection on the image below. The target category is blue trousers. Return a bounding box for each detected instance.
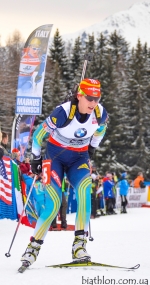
[33,142,92,240]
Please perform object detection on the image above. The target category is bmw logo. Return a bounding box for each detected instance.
[74,128,87,138]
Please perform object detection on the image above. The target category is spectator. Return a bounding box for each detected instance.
[0,129,4,159]
[112,172,118,213]
[96,176,105,216]
[133,172,145,189]
[0,132,10,156]
[51,175,69,229]
[118,172,130,214]
[91,165,100,219]
[103,172,116,215]
[12,148,32,177]
[20,157,32,176]
[12,148,21,165]
[59,175,69,229]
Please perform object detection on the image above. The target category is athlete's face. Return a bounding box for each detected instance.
[77,95,99,114]
[29,46,40,56]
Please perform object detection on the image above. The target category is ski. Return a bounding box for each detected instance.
[18,261,30,273]
[46,260,140,270]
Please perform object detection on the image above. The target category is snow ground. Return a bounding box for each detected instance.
[1,208,150,285]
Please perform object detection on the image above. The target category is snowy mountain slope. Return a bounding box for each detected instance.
[62,1,150,47]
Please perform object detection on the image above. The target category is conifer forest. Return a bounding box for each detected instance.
[0,29,150,179]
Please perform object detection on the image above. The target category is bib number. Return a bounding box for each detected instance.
[42,159,51,185]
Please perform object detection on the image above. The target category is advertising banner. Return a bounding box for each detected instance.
[15,24,53,115]
[116,186,148,208]
[12,24,53,161]
[11,114,35,161]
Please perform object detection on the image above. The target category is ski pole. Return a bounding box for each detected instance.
[80,53,93,82]
[89,221,94,241]
[81,53,94,243]
[70,52,93,100]
[5,174,37,257]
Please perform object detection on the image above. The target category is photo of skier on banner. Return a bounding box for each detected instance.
[15,24,53,116]
[12,115,35,162]
[17,37,46,96]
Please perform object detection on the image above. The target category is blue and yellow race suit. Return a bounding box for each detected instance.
[32,101,108,240]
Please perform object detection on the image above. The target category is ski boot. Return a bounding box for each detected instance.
[100,209,105,216]
[121,204,127,213]
[61,219,67,229]
[123,207,127,213]
[72,230,91,261]
[20,236,43,267]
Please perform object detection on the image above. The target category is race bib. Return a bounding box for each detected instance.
[42,159,51,185]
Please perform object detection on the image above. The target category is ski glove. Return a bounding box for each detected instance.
[88,145,96,159]
[35,75,42,84]
[30,153,42,174]
[0,147,4,159]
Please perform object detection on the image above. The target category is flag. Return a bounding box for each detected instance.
[11,24,53,161]
[15,24,53,115]
[0,156,12,205]
[15,171,39,227]
[0,156,17,220]
[10,160,37,226]
[12,159,23,215]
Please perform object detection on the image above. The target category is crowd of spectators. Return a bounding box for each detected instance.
[90,167,146,218]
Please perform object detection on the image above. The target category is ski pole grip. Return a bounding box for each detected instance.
[84,53,93,62]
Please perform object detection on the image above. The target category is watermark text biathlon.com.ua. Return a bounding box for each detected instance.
[82,276,148,285]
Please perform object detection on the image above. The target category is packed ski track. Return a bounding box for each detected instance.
[1,208,150,285]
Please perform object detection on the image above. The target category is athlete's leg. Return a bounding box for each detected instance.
[66,152,92,261]
[33,180,62,240]
[67,153,91,232]
[21,156,64,265]
[17,76,33,94]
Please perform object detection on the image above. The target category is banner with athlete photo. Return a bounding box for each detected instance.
[11,114,35,161]
[15,24,53,115]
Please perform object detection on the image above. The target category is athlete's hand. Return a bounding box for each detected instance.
[30,153,42,174]
[35,75,42,84]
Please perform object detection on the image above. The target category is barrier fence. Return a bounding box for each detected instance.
[116,186,150,209]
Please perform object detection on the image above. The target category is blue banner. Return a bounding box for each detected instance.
[15,24,53,115]
[11,114,35,161]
